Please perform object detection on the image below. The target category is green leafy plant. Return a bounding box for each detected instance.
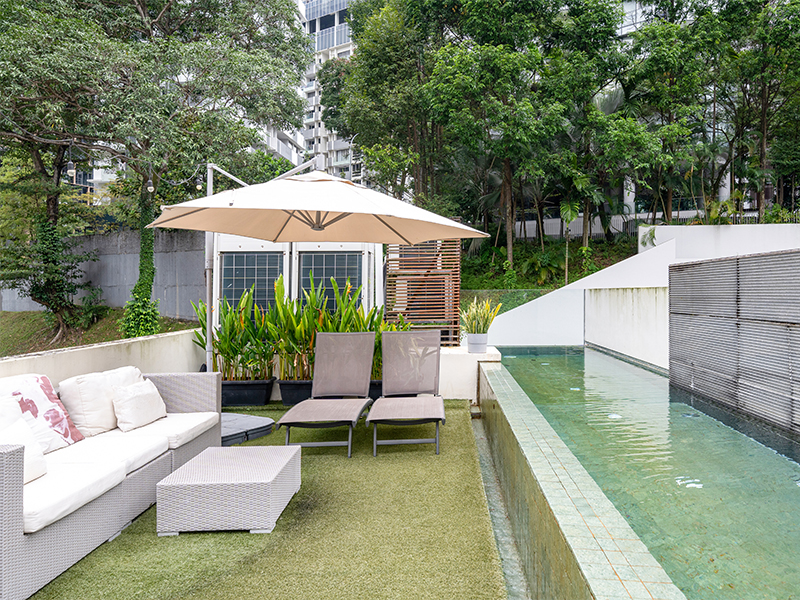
[502,260,518,289]
[119,292,161,338]
[192,287,276,381]
[460,297,502,335]
[577,245,600,277]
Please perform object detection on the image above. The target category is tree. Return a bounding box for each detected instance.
[426,0,559,268]
[0,0,311,335]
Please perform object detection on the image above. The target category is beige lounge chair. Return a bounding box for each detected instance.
[276,332,375,457]
[365,330,445,456]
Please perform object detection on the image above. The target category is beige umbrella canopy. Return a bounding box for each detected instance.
[148,170,488,244]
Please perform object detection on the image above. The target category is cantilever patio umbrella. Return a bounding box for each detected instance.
[148,170,488,365]
[149,170,487,245]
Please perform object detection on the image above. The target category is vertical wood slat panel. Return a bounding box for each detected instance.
[669,249,800,437]
[384,240,461,346]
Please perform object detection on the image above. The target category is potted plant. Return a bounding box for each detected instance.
[192,288,276,406]
[460,297,501,354]
[271,275,325,405]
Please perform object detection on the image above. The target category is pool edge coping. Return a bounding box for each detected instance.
[479,362,687,600]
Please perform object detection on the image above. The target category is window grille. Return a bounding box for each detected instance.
[220,252,283,310]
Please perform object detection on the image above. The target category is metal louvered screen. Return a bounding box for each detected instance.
[669,249,800,436]
[384,240,461,346]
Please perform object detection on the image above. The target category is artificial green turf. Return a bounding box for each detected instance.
[32,400,506,600]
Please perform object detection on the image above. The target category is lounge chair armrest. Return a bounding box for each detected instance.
[0,444,25,537]
[144,372,221,414]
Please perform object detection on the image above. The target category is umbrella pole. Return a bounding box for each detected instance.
[205,165,214,370]
[205,232,214,370]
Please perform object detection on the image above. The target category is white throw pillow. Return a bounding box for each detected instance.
[0,418,47,484]
[112,379,167,432]
[58,367,144,437]
[0,394,24,431]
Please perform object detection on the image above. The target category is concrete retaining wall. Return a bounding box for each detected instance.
[0,230,205,320]
[585,288,669,371]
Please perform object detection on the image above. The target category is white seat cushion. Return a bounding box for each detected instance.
[23,460,125,533]
[46,433,169,475]
[102,412,219,449]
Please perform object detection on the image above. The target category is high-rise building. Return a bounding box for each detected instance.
[300,0,360,182]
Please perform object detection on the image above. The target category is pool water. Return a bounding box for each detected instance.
[502,347,800,600]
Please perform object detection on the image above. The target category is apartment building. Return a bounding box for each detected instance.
[301,0,360,182]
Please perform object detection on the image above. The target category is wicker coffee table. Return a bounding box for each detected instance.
[156,446,301,535]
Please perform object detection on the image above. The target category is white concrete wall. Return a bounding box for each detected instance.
[585,288,669,370]
[489,241,678,348]
[639,224,800,260]
[440,346,501,402]
[0,330,204,385]
[491,226,800,369]
[488,289,585,347]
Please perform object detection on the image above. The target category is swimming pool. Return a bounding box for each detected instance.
[502,347,800,600]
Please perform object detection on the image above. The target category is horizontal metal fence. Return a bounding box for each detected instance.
[669,250,800,437]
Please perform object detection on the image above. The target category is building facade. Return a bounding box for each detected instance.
[300,0,361,182]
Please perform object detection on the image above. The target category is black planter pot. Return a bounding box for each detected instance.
[278,380,313,406]
[368,380,382,400]
[221,378,276,407]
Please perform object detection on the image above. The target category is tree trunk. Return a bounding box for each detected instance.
[502,158,514,267]
[564,225,569,286]
[536,195,545,251]
[133,183,156,299]
[665,186,673,223]
[757,71,769,222]
[581,198,590,247]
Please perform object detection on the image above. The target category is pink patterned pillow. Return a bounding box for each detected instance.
[1,374,84,452]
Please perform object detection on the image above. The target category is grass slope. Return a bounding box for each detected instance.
[33,400,506,600]
[0,309,197,358]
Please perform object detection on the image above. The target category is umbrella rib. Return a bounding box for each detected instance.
[276,212,294,239]
[147,207,206,227]
[322,212,351,227]
[291,211,316,228]
[374,215,412,245]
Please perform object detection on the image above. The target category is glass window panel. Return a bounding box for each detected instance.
[220,252,283,312]
[299,252,362,312]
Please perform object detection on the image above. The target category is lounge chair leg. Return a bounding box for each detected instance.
[435,422,440,455]
[373,424,377,457]
[347,425,353,458]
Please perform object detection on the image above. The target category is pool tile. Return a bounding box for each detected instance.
[622,579,654,599]
[632,565,672,583]
[644,582,687,600]
[587,577,631,598]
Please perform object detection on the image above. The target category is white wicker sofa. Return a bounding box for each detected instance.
[0,371,221,600]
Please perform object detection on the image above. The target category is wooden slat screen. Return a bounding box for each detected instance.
[384,240,461,346]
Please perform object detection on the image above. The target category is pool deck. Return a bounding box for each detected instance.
[479,362,687,600]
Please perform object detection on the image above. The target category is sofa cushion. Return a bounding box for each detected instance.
[0,417,47,484]
[46,433,169,475]
[0,395,23,430]
[23,460,126,533]
[0,374,83,452]
[103,412,219,449]
[58,367,144,437]
[112,379,167,432]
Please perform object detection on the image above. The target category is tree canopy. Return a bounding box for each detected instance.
[323,0,800,267]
